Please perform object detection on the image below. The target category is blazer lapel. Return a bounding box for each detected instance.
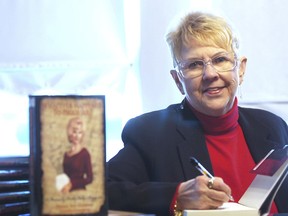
[238,109,279,163]
[174,105,213,180]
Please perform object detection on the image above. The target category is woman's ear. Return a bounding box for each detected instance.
[238,57,247,85]
[170,70,185,95]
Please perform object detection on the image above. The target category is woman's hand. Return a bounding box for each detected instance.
[61,181,72,194]
[176,176,232,210]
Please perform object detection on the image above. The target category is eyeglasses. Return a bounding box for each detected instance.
[176,52,238,79]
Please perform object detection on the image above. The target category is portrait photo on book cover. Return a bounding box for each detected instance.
[30,96,106,215]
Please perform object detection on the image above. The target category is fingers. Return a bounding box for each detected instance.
[197,176,230,208]
[207,177,232,202]
[176,176,233,210]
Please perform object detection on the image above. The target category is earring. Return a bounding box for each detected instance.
[238,85,243,99]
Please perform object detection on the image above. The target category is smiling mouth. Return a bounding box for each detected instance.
[204,87,225,94]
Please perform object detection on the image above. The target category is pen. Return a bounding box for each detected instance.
[190,157,214,179]
[190,157,234,202]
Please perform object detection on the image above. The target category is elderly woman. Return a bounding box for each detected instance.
[107,11,288,216]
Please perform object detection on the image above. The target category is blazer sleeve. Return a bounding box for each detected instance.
[107,114,180,216]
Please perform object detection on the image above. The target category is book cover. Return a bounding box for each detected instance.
[29,95,107,216]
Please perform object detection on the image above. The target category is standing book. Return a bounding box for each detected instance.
[183,145,288,216]
[29,95,107,216]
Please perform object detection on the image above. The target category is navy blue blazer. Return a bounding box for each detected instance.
[107,101,288,216]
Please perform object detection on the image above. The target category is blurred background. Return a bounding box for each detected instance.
[0,0,287,160]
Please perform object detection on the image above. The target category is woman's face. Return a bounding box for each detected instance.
[171,40,247,116]
[67,122,84,145]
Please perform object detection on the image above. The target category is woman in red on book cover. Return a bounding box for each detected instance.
[59,116,93,194]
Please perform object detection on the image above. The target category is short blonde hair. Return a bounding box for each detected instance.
[67,117,84,135]
[166,12,239,67]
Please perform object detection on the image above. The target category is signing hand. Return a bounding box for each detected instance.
[176,176,232,210]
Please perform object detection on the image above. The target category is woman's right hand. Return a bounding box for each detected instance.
[176,175,232,210]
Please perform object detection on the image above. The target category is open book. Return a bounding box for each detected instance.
[183,202,258,216]
[183,145,288,216]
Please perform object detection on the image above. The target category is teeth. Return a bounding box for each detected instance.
[205,87,222,93]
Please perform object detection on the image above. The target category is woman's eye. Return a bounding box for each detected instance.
[187,61,203,69]
[213,56,229,64]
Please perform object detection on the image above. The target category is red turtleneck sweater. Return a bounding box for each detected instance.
[171,98,278,215]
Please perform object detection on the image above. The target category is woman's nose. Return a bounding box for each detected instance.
[202,63,219,80]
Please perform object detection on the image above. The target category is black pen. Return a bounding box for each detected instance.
[190,157,214,179]
[190,157,234,201]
